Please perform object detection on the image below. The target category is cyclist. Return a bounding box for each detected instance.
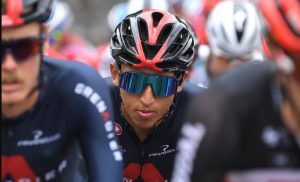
[2,0,122,181]
[108,9,204,181]
[205,0,264,80]
[172,0,300,181]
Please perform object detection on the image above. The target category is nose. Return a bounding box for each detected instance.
[140,85,155,106]
[2,53,18,71]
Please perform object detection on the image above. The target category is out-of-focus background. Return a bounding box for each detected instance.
[63,0,123,44]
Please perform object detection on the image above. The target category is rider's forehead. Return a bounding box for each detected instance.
[2,22,40,40]
[121,64,175,77]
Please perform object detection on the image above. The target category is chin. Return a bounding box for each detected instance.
[137,119,159,129]
[2,92,27,105]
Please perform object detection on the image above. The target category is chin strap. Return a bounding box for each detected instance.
[25,30,47,100]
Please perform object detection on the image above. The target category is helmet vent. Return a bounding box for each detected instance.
[124,35,136,49]
[122,19,137,51]
[182,47,194,60]
[155,60,181,71]
[175,29,189,44]
[152,12,163,27]
[120,54,141,64]
[142,43,162,60]
[157,23,173,44]
[234,7,247,42]
[122,19,132,36]
[112,34,120,47]
[138,18,149,41]
[236,29,245,42]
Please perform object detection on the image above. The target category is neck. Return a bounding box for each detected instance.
[133,127,150,142]
[2,90,40,119]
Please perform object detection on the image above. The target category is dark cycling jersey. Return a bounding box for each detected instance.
[106,78,205,182]
[2,57,123,182]
[172,62,300,182]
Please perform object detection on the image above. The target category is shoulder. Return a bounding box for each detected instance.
[185,61,278,122]
[43,56,109,101]
[172,82,206,120]
[43,56,101,81]
[179,82,206,104]
[182,82,206,95]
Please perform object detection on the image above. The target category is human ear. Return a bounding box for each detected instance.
[176,72,190,92]
[41,24,50,52]
[110,63,120,86]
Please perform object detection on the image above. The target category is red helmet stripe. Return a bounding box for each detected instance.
[141,9,177,45]
[2,0,24,27]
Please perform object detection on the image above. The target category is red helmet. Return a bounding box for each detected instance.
[2,0,54,28]
[110,9,195,73]
[258,0,300,53]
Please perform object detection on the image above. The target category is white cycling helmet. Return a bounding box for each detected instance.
[206,0,262,60]
[46,1,74,32]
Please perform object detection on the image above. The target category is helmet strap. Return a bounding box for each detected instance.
[25,27,47,99]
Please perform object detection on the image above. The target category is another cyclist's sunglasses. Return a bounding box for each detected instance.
[119,72,179,97]
[2,36,43,64]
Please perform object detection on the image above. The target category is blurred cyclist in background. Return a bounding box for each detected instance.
[2,0,122,181]
[45,0,101,69]
[204,0,264,81]
[172,0,300,181]
[108,9,204,181]
[168,0,222,87]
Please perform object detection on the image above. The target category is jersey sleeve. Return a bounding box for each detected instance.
[172,62,278,182]
[63,63,123,181]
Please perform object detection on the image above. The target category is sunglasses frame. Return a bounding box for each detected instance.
[2,32,46,64]
[119,71,179,97]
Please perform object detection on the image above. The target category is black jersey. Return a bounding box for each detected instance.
[107,78,205,182]
[172,62,300,182]
[2,57,123,182]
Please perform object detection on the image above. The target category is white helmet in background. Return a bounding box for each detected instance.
[46,1,74,32]
[206,0,262,60]
[127,0,169,14]
[107,0,169,32]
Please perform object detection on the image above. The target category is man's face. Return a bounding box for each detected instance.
[206,54,231,79]
[207,54,251,79]
[111,63,184,134]
[2,22,42,105]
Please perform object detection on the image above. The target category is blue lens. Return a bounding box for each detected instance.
[119,72,178,97]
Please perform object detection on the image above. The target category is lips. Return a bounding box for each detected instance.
[2,80,21,93]
[136,109,155,119]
